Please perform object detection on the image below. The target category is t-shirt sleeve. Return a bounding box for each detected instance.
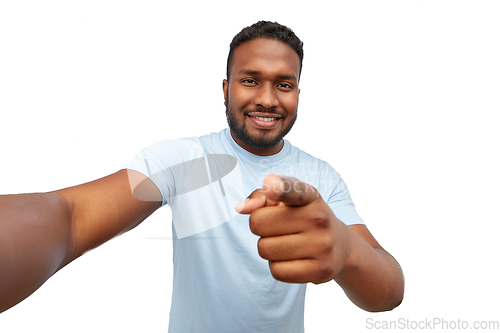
[121,137,205,207]
[322,164,364,226]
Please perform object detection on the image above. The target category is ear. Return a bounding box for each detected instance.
[222,79,228,106]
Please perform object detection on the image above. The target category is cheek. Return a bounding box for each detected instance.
[280,95,299,113]
[229,85,254,107]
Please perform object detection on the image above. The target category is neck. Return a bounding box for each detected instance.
[230,130,284,156]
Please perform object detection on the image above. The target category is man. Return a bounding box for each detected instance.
[0,21,404,332]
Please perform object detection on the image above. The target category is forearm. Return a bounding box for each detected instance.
[0,192,74,313]
[334,224,404,312]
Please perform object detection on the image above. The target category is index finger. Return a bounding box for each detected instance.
[262,174,319,207]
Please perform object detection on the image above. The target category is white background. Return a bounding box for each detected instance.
[1,1,499,332]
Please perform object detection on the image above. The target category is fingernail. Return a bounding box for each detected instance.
[235,198,249,213]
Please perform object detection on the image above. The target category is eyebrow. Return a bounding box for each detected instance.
[239,69,297,81]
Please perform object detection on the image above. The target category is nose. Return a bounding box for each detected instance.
[253,83,278,109]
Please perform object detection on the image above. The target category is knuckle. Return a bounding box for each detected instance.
[248,210,265,236]
[315,259,335,282]
[249,214,263,235]
[257,238,271,259]
[269,262,288,281]
[295,189,305,204]
[315,233,334,254]
[308,208,330,229]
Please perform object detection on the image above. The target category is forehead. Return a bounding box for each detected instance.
[230,38,300,80]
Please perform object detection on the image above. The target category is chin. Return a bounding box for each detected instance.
[226,106,296,150]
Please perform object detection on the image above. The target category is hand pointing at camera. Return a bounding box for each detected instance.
[236,174,404,311]
[236,173,351,284]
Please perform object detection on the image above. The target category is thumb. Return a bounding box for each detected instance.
[235,188,281,214]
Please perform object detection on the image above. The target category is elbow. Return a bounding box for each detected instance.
[368,291,404,313]
[362,278,405,313]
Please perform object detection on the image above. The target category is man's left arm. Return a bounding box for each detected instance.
[236,174,404,312]
[334,223,404,311]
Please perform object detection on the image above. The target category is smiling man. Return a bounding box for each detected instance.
[224,37,300,155]
[0,21,404,332]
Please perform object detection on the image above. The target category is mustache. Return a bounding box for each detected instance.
[243,107,286,118]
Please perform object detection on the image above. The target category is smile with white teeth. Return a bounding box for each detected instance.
[252,116,278,122]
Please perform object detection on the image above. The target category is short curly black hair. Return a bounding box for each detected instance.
[226,21,304,81]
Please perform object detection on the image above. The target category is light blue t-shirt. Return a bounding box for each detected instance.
[123,128,364,333]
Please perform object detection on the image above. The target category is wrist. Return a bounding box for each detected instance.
[335,220,359,279]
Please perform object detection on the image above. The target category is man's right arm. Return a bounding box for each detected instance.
[0,169,161,313]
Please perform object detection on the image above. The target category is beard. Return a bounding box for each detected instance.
[225,102,297,150]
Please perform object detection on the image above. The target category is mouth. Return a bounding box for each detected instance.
[251,116,279,121]
[246,113,283,129]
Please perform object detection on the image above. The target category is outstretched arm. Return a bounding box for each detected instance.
[0,169,161,313]
[334,224,404,311]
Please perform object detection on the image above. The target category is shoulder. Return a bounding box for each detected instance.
[281,142,343,199]
[286,141,340,179]
[145,128,228,154]
[144,136,202,156]
[197,128,231,150]
[139,129,227,165]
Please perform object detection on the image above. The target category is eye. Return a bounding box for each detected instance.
[277,83,293,90]
[241,79,257,85]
